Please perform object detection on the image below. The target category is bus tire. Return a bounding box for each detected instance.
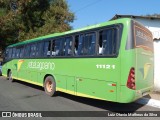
[8,70,14,82]
[44,76,56,97]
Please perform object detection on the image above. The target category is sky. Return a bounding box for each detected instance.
[67,0,160,29]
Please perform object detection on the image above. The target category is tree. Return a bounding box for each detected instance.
[37,0,75,35]
[0,0,75,49]
[0,0,19,49]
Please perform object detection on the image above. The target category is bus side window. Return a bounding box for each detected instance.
[99,29,116,55]
[8,48,12,59]
[74,35,79,55]
[76,33,96,56]
[36,42,43,57]
[52,40,55,56]
[112,29,118,54]
[65,37,73,56]
[58,38,65,56]
[24,45,31,58]
[19,46,24,58]
[52,39,65,56]
[62,39,67,56]
[84,33,96,55]
[12,48,16,58]
[44,41,51,57]
[5,49,9,60]
[30,44,37,57]
[54,40,60,56]
[15,48,20,58]
[77,35,84,55]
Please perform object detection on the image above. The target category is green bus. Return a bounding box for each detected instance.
[2,18,154,103]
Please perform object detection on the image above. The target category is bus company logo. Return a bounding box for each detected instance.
[17,60,25,71]
[143,63,151,80]
[28,61,55,70]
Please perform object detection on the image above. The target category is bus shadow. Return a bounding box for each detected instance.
[57,92,145,113]
[13,80,145,113]
[13,80,44,91]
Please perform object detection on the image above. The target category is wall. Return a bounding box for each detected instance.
[153,40,160,91]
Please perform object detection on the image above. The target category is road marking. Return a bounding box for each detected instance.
[136,98,160,109]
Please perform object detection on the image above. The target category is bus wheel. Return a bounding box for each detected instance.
[8,70,14,82]
[44,76,56,97]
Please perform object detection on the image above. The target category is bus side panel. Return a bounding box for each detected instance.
[66,76,75,95]
[55,75,76,95]
[120,86,136,103]
[17,59,30,81]
[76,78,117,101]
[37,72,45,86]
[118,20,137,103]
[2,61,9,76]
[119,50,135,103]
[49,58,120,102]
[55,74,67,92]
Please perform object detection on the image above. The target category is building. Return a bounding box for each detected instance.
[111,14,160,91]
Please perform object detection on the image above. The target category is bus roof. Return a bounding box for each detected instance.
[8,18,131,48]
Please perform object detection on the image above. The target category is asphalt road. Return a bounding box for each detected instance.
[0,76,159,120]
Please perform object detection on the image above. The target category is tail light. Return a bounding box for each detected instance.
[127,67,136,90]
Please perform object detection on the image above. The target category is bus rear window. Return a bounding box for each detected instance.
[133,22,153,51]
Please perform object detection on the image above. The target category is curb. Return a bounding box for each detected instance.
[136,98,160,109]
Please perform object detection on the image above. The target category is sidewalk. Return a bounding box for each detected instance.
[136,91,160,109]
[144,91,160,101]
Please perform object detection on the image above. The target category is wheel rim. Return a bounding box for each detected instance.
[46,80,53,92]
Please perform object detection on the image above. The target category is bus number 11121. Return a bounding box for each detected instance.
[96,64,116,69]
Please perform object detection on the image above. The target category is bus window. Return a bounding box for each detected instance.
[54,40,61,56]
[61,39,67,56]
[99,29,117,55]
[84,33,96,55]
[12,48,16,58]
[60,37,73,56]
[52,39,64,56]
[30,44,37,57]
[19,46,24,58]
[65,37,73,56]
[76,33,96,56]
[15,48,20,58]
[24,45,31,58]
[36,42,43,57]
[77,35,84,55]
[5,49,9,60]
[8,48,12,59]
[74,35,79,55]
[44,41,51,57]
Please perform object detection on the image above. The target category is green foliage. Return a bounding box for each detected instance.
[0,0,75,49]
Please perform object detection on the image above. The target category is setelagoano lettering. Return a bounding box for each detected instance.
[28,61,55,70]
